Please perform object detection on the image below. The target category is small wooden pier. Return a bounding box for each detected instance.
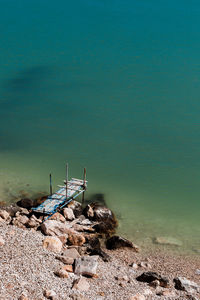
[32,164,87,217]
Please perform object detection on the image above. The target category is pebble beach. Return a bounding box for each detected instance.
[0,201,199,300]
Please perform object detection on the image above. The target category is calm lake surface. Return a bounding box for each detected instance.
[0,0,200,253]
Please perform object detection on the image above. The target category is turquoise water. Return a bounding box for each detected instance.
[0,0,200,253]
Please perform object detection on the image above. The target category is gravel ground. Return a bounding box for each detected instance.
[0,223,199,300]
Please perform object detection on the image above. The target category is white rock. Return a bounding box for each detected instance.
[174,276,200,293]
[74,255,98,277]
[43,236,63,253]
[63,208,75,221]
[41,220,71,236]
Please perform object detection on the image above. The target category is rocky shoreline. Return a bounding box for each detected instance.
[0,199,199,300]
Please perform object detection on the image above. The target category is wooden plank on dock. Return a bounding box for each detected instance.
[32,178,86,215]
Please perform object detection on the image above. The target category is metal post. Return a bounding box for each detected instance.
[50,173,52,196]
[66,163,68,200]
[82,167,86,205]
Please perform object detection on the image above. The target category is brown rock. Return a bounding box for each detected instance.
[62,265,73,272]
[54,269,68,278]
[26,216,40,229]
[43,236,63,253]
[106,235,139,251]
[49,212,66,223]
[17,208,30,215]
[57,255,74,265]
[63,208,75,221]
[12,215,29,228]
[68,233,86,246]
[136,272,169,288]
[58,235,68,245]
[63,248,81,259]
[72,277,90,291]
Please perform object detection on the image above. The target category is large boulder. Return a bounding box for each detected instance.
[41,220,71,236]
[106,235,139,252]
[84,203,117,234]
[74,255,99,277]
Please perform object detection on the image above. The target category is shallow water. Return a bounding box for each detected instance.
[0,0,200,253]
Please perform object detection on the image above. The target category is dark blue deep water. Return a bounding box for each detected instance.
[0,0,200,252]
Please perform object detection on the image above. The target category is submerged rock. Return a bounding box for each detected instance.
[154,236,182,246]
[106,235,139,251]
[17,198,33,209]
